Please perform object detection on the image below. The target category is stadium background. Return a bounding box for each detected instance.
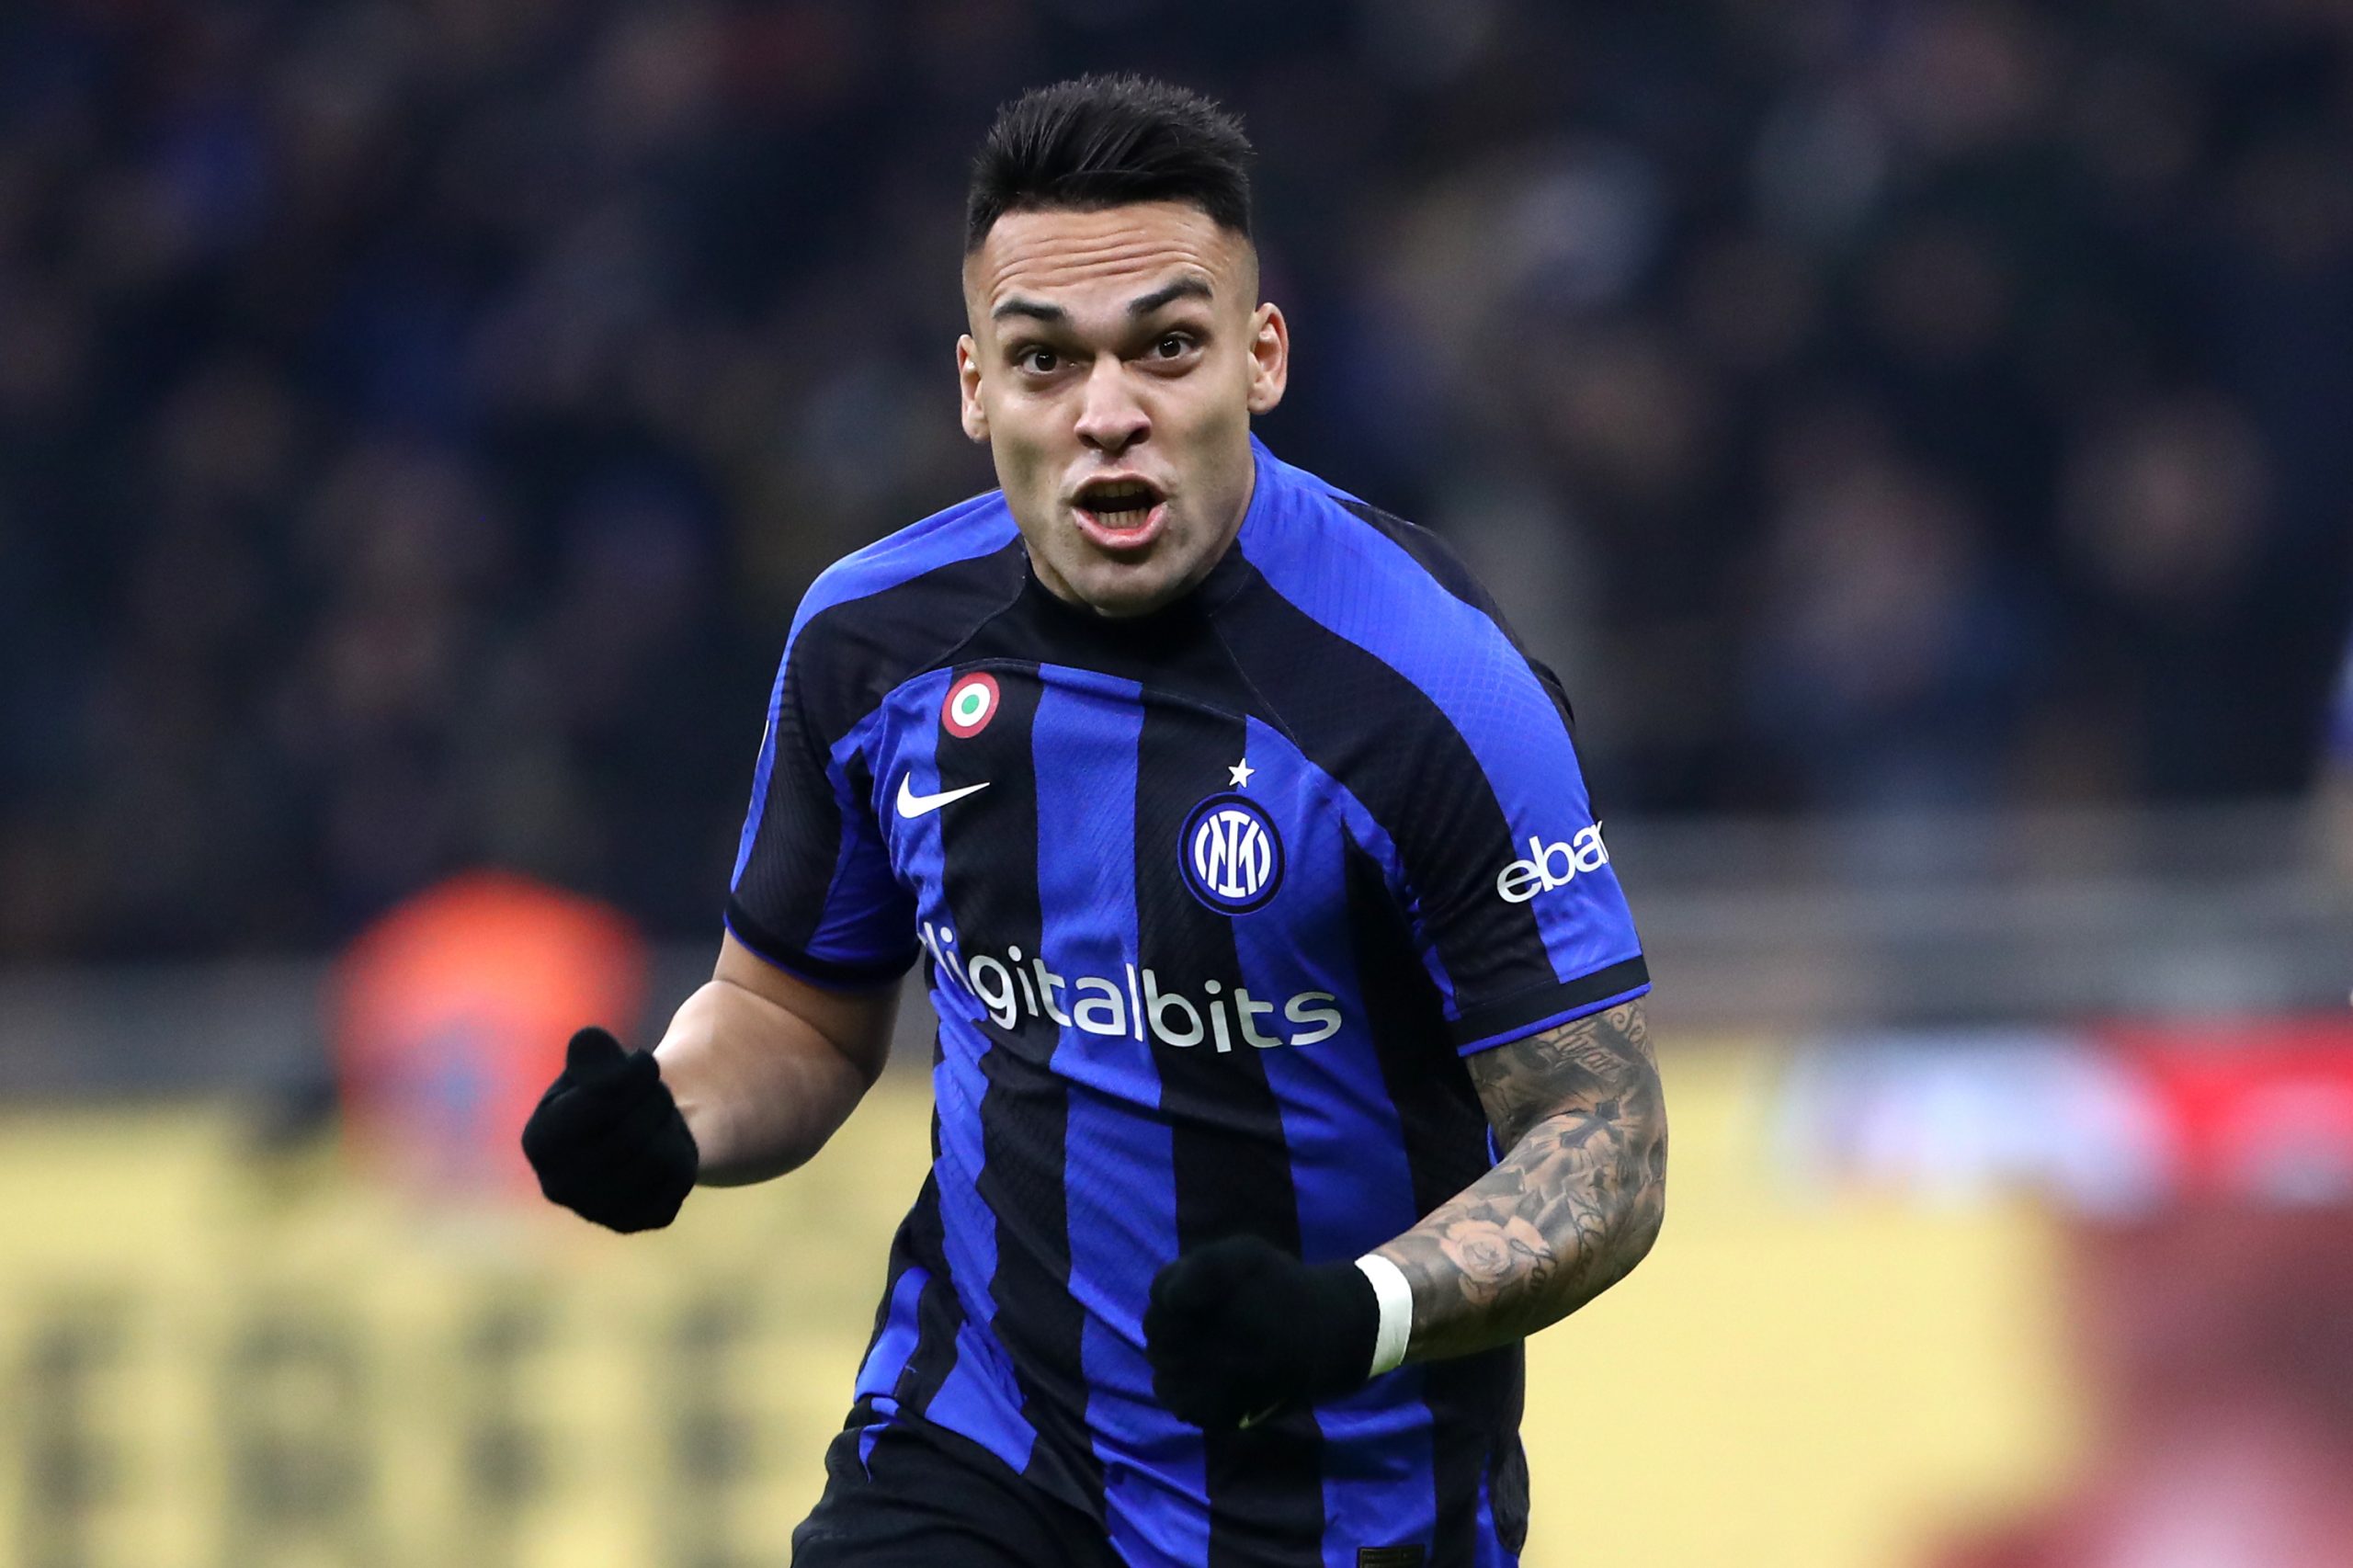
[3,2,2350,1564]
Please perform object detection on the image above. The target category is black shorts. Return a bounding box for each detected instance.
[791,1411,1121,1568]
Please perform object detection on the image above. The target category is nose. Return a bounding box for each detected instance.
[1073,358,1150,455]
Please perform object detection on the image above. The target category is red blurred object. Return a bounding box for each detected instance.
[1779,1017,2353,1212]
[2097,1017,2353,1206]
[1812,1019,2353,1567]
[332,870,648,1199]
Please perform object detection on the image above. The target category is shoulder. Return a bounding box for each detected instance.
[1226,445,1584,763]
[1237,446,1518,637]
[777,490,1025,740]
[1234,445,1536,676]
[790,489,1025,651]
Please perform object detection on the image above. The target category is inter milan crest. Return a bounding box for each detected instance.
[941,671,1000,738]
[1179,792,1284,915]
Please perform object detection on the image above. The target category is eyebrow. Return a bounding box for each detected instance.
[989,276,1215,324]
[1127,277,1213,316]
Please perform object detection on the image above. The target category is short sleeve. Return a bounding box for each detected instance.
[1392,676,1649,1054]
[724,614,919,989]
[1230,476,1650,1055]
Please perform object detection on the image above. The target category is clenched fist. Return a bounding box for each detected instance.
[520,1028,699,1233]
[1142,1235,1381,1429]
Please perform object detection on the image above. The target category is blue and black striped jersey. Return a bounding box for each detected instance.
[730,438,1648,1567]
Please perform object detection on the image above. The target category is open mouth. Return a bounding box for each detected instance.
[1073,477,1168,551]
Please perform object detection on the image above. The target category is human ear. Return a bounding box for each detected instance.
[1245,303,1289,415]
[957,335,989,442]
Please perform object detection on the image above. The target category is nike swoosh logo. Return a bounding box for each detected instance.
[896,775,990,818]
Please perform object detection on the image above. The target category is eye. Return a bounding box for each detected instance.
[1153,333,1194,359]
[1018,346,1060,374]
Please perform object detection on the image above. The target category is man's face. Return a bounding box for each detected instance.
[959,201,1288,618]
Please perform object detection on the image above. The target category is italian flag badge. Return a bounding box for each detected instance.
[942,671,1000,738]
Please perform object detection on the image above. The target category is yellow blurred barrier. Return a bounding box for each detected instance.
[0,1043,2075,1568]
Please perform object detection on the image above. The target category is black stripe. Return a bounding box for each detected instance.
[793,540,1029,746]
[888,1175,963,1420]
[953,567,1250,702]
[1485,1426,1531,1557]
[846,1168,940,1433]
[1341,841,1511,1563]
[1133,698,1327,1568]
[1423,1353,1526,1561]
[931,665,1105,1519]
[1331,496,1595,806]
[1341,840,1494,1223]
[1448,956,1652,1051]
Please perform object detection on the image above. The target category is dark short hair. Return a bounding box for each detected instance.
[966,74,1254,254]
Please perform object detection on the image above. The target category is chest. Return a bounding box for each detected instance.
[863,662,1362,961]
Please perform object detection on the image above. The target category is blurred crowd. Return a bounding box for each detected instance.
[3,0,2349,959]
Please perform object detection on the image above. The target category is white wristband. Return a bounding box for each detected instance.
[1353,1253,1415,1378]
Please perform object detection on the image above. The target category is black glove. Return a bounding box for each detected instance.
[520,1027,699,1233]
[1142,1235,1381,1429]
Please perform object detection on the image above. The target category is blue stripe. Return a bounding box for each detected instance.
[926,1316,1034,1471]
[856,1414,890,1471]
[1223,719,1441,1560]
[733,492,1017,885]
[854,1264,930,1404]
[801,717,917,969]
[1228,722,1424,1256]
[930,1042,1003,1328]
[1238,443,1642,991]
[1030,666,1211,1565]
[729,678,784,886]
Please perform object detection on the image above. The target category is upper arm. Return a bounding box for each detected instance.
[1464,999,1664,1154]
[715,930,899,1085]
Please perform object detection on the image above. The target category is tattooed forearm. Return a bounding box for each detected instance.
[1374,1000,1666,1361]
